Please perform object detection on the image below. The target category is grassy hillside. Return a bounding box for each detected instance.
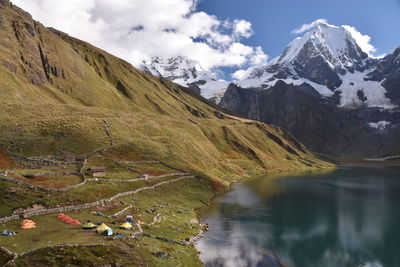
[0,1,332,265]
[0,0,330,182]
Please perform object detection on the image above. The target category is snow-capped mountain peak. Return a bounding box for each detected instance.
[276,21,368,72]
[140,56,229,103]
[235,21,395,109]
[141,56,201,83]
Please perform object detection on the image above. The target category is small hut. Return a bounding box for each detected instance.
[87,168,106,177]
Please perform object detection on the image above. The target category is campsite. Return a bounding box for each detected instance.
[0,146,214,266]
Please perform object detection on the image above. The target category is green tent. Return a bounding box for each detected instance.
[82,222,96,229]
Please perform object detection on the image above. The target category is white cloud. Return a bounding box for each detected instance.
[233,19,253,39]
[11,0,266,70]
[232,68,252,80]
[231,64,262,80]
[342,25,378,57]
[292,18,329,34]
[250,46,268,65]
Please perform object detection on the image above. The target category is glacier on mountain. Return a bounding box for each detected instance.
[139,56,228,102]
[235,20,395,109]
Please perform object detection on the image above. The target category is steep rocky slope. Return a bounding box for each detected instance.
[0,0,328,183]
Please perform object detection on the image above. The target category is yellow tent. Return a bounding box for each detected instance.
[120,222,133,230]
[96,223,111,233]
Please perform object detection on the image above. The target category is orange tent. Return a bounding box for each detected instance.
[63,218,74,224]
[22,219,35,224]
[70,220,81,225]
[57,214,81,225]
[21,220,36,229]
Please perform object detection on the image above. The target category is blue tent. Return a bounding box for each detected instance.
[1,230,16,236]
[125,215,134,223]
[96,212,105,217]
[102,229,113,236]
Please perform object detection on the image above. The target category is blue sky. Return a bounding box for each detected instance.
[198,0,400,59]
[16,0,400,81]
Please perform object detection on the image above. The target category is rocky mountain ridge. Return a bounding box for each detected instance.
[219,21,400,157]
[236,21,394,109]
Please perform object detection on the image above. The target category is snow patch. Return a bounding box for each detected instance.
[359,262,383,267]
[365,155,400,162]
[197,79,229,102]
[238,77,334,97]
[368,121,391,130]
[335,71,395,109]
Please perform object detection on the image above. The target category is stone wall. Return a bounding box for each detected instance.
[0,245,18,259]
[0,176,194,223]
[0,215,20,224]
[87,172,189,183]
[0,171,86,193]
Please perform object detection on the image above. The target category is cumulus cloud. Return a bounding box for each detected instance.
[250,46,268,65]
[342,25,378,57]
[232,68,252,80]
[291,18,329,34]
[233,19,253,39]
[11,0,266,70]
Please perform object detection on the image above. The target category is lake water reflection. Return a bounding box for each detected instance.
[197,166,400,267]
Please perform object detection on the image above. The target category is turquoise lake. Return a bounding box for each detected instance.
[197,166,400,267]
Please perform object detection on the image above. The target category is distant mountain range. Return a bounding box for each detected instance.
[142,21,400,158]
[140,56,228,103]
